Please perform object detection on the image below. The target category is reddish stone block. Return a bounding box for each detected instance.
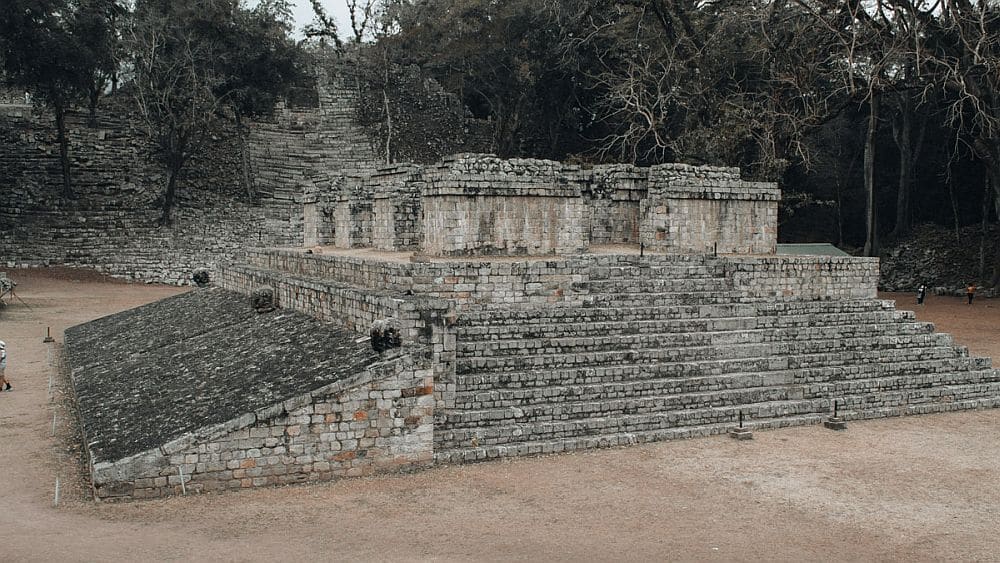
[332,451,356,462]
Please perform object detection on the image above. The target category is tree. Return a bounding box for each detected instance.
[73,0,128,123]
[127,0,306,223]
[925,0,1000,285]
[213,0,307,199]
[550,0,848,178]
[0,0,104,197]
[381,0,587,158]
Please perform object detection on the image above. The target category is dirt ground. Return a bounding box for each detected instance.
[1,271,999,562]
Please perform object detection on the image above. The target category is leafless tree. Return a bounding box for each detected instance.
[127,11,222,225]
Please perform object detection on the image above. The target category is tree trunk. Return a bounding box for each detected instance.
[382,47,392,164]
[88,86,100,128]
[235,112,255,201]
[991,170,1000,288]
[54,102,73,199]
[160,133,187,226]
[891,98,913,239]
[382,86,392,164]
[863,93,879,257]
[981,174,991,277]
[160,162,181,226]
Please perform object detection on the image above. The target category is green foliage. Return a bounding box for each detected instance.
[382,0,587,158]
[0,0,120,195]
[127,0,306,223]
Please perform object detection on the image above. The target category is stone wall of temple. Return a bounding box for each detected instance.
[328,154,780,258]
[640,164,780,255]
[236,249,878,311]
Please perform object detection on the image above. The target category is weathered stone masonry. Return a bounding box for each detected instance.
[318,154,780,258]
[216,249,999,470]
[65,289,436,500]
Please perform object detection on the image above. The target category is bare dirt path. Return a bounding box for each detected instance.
[1,273,998,562]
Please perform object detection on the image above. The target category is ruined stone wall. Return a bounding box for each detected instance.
[420,155,589,256]
[249,63,383,247]
[585,165,648,245]
[328,178,371,249]
[640,164,779,255]
[2,51,492,281]
[93,354,434,500]
[252,53,492,248]
[321,155,780,258]
[240,249,877,310]
[727,256,879,300]
[369,165,424,251]
[0,103,270,284]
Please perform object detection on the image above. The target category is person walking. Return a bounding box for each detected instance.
[967,283,976,305]
[917,284,927,305]
[0,340,10,391]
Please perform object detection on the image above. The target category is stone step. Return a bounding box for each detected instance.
[456,299,897,327]
[436,398,825,448]
[456,308,916,341]
[454,365,999,409]
[455,334,962,374]
[586,263,728,280]
[434,384,1000,451]
[580,290,749,307]
[453,353,983,392]
[446,384,805,426]
[573,277,733,294]
[456,321,937,357]
[433,392,1000,464]
[445,370,1000,425]
[433,416,820,464]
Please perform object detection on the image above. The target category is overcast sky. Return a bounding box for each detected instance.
[287,0,353,37]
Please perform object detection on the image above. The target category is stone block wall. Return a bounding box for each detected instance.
[250,53,492,249]
[1,52,493,283]
[370,165,424,251]
[92,353,435,500]
[640,164,780,255]
[241,249,877,310]
[420,154,589,256]
[585,165,648,245]
[331,178,375,249]
[0,104,272,284]
[727,256,880,300]
[322,155,780,259]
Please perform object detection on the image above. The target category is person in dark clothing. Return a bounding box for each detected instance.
[917,284,927,305]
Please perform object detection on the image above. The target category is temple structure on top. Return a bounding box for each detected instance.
[303,154,780,257]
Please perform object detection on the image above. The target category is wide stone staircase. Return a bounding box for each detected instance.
[434,259,1000,463]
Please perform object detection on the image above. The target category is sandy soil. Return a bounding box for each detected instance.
[1,271,999,562]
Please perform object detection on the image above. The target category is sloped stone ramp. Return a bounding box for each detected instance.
[66,288,433,499]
